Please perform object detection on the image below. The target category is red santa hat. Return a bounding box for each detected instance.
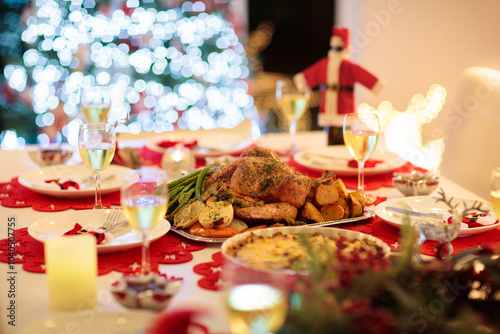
[331,26,350,49]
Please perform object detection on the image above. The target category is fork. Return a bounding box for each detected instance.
[397,199,443,218]
[98,211,126,232]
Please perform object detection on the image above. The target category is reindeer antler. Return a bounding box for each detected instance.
[435,188,488,217]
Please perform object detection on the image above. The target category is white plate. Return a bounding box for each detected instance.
[294,146,406,176]
[28,209,171,253]
[19,310,156,334]
[170,208,374,243]
[375,196,500,236]
[221,226,391,272]
[18,164,131,198]
[147,133,252,158]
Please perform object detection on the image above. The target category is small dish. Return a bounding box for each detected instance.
[27,146,74,166]
[393,171,439,196]
[111,273,183,311]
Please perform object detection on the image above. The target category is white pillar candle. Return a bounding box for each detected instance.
[45,235,97,310]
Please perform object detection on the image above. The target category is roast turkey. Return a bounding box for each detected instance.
[204,146,318,209]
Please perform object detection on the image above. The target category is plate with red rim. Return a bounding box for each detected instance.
[147,133,252,158]
[18,164,131,198]
[293,146,406,177]
[375,196,500,236]
[28,209,171,253]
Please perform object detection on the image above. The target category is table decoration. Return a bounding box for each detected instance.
[193,251,224,291]
[393,170,439,196]
[45,234,97,310]
[161,145,196,180]
[0,228,205,275]
[278,221,500,334]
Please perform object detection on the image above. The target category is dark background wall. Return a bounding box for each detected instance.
[248,0,335,75]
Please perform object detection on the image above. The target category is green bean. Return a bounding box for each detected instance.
[170,188,195,215]
[168,170,201,189]
[195,167,209,201]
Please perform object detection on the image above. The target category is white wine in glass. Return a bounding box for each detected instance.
[78,123,116,209]
[121,169,168,275]
[276,79,310,154]
[490,167,500,218]
[343,113,380,192]
[81,85,111,123]
[224,262,288,334]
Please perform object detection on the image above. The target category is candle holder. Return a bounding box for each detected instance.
[111,273,183,311]
[393,171,439,196]
[161,146,196,179]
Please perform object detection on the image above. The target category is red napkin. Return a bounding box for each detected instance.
[157,139,198,149]
[348,159,384,168]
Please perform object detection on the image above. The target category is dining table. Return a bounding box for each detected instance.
[0,129,493,334]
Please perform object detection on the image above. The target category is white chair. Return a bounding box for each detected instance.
[439,67,500,200]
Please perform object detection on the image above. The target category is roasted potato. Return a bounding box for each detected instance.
[174,200,206,229]
[336,197,351,219]
[300,202,325,223]
[349,191,366,209]
[227,218,249,232]
[314,184,340,207]
[349,194,363,217]
[198,200,234,228]
[334,179,349,198]
[320,203,345,221]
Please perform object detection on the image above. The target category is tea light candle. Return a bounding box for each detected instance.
[45,235,97,310]
[161,146,196,179]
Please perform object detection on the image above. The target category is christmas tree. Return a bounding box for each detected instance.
[2,0,255,147]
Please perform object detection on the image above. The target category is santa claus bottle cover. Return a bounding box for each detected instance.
[294,26,385,145]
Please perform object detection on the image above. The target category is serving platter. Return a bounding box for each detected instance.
[375,196,500,236]
[169,208,374,243]
[18,164,131,198]
[294,146,406,176]
[28,209,171,253]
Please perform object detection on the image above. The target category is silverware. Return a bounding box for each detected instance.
[80,174,115,189]
[386,206,443,219]
[98,211,127,232]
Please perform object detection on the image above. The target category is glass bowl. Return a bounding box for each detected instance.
[393,171,439,196]
[111,273,183,311]
[28,146,74,166]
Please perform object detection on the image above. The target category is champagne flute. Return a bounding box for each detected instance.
[121,169,168,275]
[224,261,289,334]
[343,112,380,192]
[81,85,111,123]
[490,167,500,218]
[78,123,116,209]
[276,79,310,154]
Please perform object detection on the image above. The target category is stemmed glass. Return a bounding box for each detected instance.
[223,261,289,334]
[343,112,380,192]
[490,167,500,218]
[78,123,116,209]
[81,85,111,123]
[121,168,168,275]
[276,79,310,154]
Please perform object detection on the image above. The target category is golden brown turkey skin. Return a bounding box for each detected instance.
[205,147,316,208]
[236,203,298,222]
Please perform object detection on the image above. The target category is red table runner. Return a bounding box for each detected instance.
[0,228,206,275]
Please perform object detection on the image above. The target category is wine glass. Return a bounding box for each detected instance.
[343,112,380,192]
[121,168,168,275]
[490,167,500,218]
[81,85,111,123]
[276,79,310,154]
[223,261,289,334]
[78,123,116,209]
